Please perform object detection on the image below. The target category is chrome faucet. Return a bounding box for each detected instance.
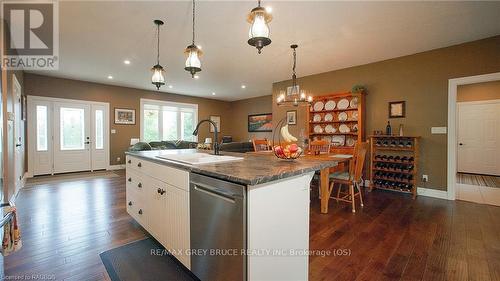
[193,119,220,155]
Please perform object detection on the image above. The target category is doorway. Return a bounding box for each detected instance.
[12,75,24,194]
[27,96,110,176]
[449,75,500,205]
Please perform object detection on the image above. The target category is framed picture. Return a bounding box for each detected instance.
[114,108,136,125]
[389,101,406,118]
[209,115,221,133]
[248,113,272,132]
[286,110,297,125]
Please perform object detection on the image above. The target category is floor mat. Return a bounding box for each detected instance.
[100,238,197,281]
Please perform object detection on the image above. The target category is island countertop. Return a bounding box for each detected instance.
[125,149,339,186]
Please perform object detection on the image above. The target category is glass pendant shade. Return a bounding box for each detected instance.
[247,6,272,54]
[184,44,202,77]
[151,64,165,90]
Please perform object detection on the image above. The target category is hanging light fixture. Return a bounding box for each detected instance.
[151,19,165,90]
[184,0,202,78]
[276,44,313,107]
[247,0,272,54]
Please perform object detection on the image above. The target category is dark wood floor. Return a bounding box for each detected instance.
[4,171,500,281]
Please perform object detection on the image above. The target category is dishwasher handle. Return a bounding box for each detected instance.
[192,183,238,204]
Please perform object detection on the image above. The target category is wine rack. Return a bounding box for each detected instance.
[369,135,420,199]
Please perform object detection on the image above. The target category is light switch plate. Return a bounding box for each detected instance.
[111,129,116,134]
[431,127,447,134]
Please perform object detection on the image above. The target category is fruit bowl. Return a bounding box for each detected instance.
[272,118,303,160]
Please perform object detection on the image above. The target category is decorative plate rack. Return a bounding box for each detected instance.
[307,91,365,155]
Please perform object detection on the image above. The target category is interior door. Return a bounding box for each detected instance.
[457,101,500,176]
[12,75,23,192]
[53,102,91,173]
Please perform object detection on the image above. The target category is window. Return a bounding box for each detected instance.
[141,99,198,143]
[60,107,85,150]
[95,110,104,149]
[36,105,48,151]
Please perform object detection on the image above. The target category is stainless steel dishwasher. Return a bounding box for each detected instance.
[190,173,246,281]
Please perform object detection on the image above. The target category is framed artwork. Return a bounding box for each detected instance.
[286,110,297,125]
[209,115,221,133]
[389,101,406,118]
[248,113,272,132]
[114,108,136,125]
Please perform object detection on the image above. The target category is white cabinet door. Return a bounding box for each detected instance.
[147,177,168,245]
[165,184,190,269]
[458,101,500,176]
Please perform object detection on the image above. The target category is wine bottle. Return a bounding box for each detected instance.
[386,121,392,135]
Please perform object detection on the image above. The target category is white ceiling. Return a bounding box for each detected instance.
[30,1,500,101]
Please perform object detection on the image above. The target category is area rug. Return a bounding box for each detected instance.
[100,238,197,281]
[25,170,120,187]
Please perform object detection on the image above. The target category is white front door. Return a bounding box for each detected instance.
[457,100,500,176]
[12,75,23,192]
[53,102,91,173]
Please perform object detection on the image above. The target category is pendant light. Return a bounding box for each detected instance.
[247,0,272,54]
[184,0,202,78]
[151,19,165,90]
[276,44,313,107]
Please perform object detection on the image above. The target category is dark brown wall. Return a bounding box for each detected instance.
[228,95,273,142]
[273,35,500,191]
[24,73,233,165]
[457,80,500,102]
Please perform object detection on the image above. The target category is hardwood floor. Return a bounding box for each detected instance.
[457,172,500,188]
[4,171,500,281]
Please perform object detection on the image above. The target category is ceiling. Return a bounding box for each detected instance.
[29,1,500,101]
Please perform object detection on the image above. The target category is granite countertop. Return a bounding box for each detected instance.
[125,149,339,186]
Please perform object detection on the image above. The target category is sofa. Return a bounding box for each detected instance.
[129,140,254,153]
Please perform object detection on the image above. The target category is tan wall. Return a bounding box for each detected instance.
[228,95,273,142]
[24,73,233,165]
[273,35,500,191]
[457,80,500,102]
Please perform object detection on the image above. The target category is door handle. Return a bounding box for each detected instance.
[459,143,464,146]
[15,143,22,147]
[157,188,166,195]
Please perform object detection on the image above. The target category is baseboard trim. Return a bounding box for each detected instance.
[417,187,450,200]
[108,164,125,170]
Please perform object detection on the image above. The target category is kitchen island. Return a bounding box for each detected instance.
[125,149,338,281]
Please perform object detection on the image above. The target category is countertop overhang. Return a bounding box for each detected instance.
[126,149,339,186]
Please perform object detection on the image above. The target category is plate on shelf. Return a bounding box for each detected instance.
[352,124,358,132]
[332,135,345,146]
[350,97,358,109]
[337,98,349,110]
[339,124,350,133]
[314,125,323,133]
[325,100,336,111]
[338,112,348,121]
[324,113,333,122]
[313,101,324,111]
[346,138,356,147]
[313,114,321,122]
[325,124,335,133]
[351,111,359,121]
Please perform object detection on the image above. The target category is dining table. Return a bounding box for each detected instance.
[246,150,353,214]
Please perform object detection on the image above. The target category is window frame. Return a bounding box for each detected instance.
[140,98,198,142]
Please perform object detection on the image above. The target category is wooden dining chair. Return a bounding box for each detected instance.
[252,139,270,152]
[309,140,331,154]
[328,142,368,213]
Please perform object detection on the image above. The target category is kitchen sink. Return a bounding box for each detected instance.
[156,152,244,165]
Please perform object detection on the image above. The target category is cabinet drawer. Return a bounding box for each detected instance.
[126,155,189,191]
[126,170,146,196]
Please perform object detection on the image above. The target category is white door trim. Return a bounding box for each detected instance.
[447,72,500,200]
[27,95,110,177]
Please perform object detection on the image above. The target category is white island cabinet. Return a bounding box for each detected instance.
[125,155,191,268]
